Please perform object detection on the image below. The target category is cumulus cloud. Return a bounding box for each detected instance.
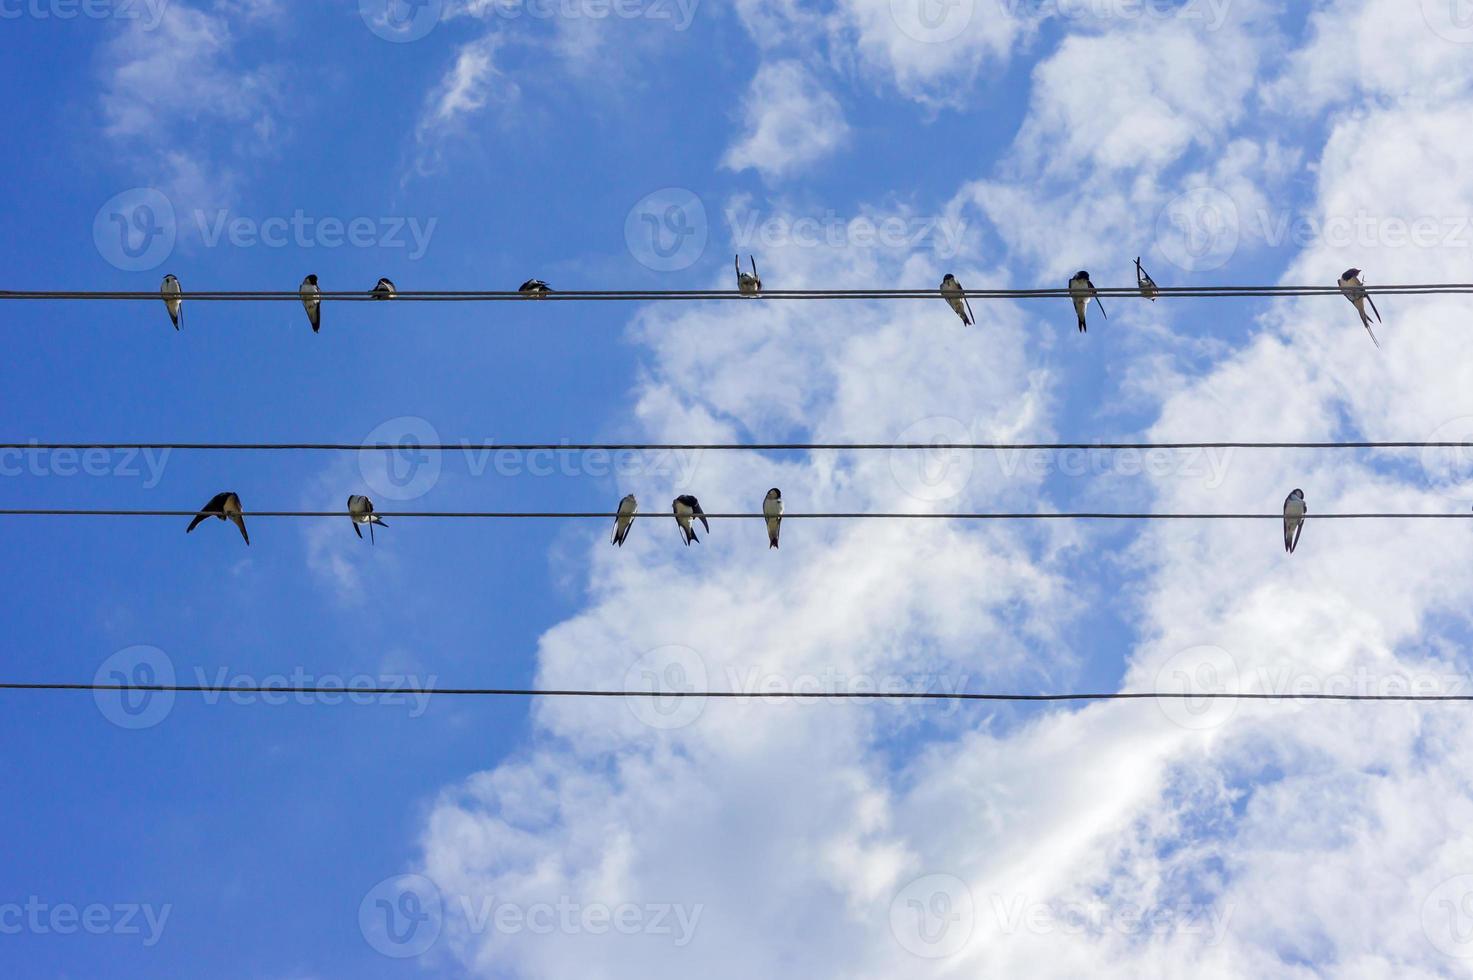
[721,61,851,182]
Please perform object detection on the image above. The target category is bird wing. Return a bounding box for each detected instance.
[187,492,230,532]
[1365,292,1383,324]
[692,499,710,533]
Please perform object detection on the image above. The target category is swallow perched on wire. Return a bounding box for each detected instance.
[940,273,974,326]
[736,255,762,296]
[672,494,708,546]
[612,493,637,547]
[519,279,551,298]
[371,278,397,300]
[300,274,321,332]
[1069,271,1105,333]
[763,488,783,549]
[161,274,183,330]
[1135,258,1159,301]
[187,491,249,545]
[1338,268,1382,348]
[347,494,387,543]
[1283,489,1306,554]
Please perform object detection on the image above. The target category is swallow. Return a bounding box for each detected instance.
[940,273,974,326]
[519,279,551,298]
[1283,489,1306,554]
[672,494,709,546]
[1069,271,1105,333]
[1135,258,1159,302]
[736,255,762,296]
[371,277,397,301]
[1338,269,1382,348]
[612,493,637,547]
[186,491,249,545]
[347,494,387,544]
[300,274,321,332]
[763,488,783,549]
[161,274,182,330]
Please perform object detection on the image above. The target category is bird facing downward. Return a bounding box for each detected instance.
[187,491,249,545]
[1338,268,1383,348]
[300,274,321,332]
[736,255,762,296]
[1068,271,1106,333]
[347,494,388,544]
[672,494,709,546]
[161,274,182,330]
[519,279,551,298]
[612,494,637,547]
[940,273,974,326]
[371,278,397,301]
[1283,489,1306,554]
[763,488,783,549]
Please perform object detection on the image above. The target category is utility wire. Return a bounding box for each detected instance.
[0,510,1469,520]
[4,441,1473,452]
[2,284,1470,302]
[6,681,1473,703]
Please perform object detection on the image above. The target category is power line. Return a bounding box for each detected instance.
[8,681,1473,703]
[2,283,1471,302]
[3,441,1473,452]
[0,509,1468,521]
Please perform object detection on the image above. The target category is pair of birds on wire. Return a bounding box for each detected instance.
[938,262,1385,342]
[613,489,784,549]
[185,492,386,546]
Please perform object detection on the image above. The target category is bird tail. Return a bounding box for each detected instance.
[1365,322,1380,348]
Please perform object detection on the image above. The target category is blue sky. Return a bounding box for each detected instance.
[7,0,1473,976]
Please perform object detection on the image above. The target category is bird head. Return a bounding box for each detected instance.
[305,274,318,285]
[767,488,781,500]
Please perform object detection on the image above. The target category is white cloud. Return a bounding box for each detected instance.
[413,35,520,175]
[721,61,851,182]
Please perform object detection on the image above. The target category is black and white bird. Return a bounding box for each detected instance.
[940,273,974,326]
[1283,489,1306,555]
[1135,258,1159,302]
[300,274,321,332]
[736,255,762,296]
[187,491,249,545]
[763,488,783,549]
[519,279,551,298]
[672,494,709,546]
[1338,268,1382,348]
[371,277,397,301]
[161,274,182,330]
[612,493,637,547]
[1069,271,1106,333]
[347,494,387,544]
